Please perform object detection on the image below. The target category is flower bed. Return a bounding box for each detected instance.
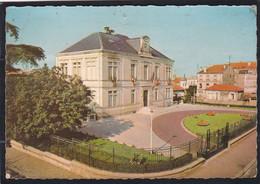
[197,121,208,126]
[242,116,252,120]
[206,111,215,116]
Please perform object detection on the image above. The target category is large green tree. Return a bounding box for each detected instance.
[6,22,45,71]
[6,64,92,142]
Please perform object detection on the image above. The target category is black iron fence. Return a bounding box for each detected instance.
[198,114,257,158]
[50,135,201,173]
[49,115,256,173]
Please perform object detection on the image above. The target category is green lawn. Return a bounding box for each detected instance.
[183,113,244,135]
[81,138,170,164]
[50,137,171,166]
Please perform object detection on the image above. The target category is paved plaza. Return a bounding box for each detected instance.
[79,104,256,149]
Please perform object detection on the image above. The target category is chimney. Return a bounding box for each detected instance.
[224,65,226,69]
[248,61,252,66]
[104,27,110,34]
[203,66,207,73]
[109,29,115,34]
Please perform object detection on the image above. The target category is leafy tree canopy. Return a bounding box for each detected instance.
[6,22,46,71]
[183,85,197,103]
[6,64,92,142]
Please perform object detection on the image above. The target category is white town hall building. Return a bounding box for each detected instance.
[56,27,174,117]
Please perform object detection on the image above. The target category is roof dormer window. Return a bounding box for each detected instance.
[139,36,151,56]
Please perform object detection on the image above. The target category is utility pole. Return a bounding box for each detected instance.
[150,109,154,154]
[193,86,196,104]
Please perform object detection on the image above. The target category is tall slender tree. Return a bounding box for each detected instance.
[6,22,45,71]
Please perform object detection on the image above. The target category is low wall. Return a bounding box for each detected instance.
[228,127,257,148]
[10,140,205,179]
[98,104,142,117]
[197,99,256,107]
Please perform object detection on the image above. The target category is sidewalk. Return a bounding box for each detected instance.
[6,147,84,179]
[177,130,257,178]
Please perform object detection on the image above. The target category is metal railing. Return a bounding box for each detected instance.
[198,114,257,158]
[50,135,201,173]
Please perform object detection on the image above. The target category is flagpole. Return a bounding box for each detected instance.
[150,109,153,154]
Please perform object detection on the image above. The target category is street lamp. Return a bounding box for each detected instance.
[150,109,154,154]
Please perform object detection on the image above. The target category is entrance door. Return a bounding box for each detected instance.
[143,90,148,107]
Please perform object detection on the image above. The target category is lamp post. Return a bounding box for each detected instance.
[150,109,154,154]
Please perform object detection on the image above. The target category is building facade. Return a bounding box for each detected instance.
[179,76,197,89]
[56,28,174,116]
[197,61,257,106]
[204,84,244,104]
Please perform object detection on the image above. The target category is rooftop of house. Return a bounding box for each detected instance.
[205,84,243,92]
[198,62,257,74]
[173,78,182,83]
[59,28,171,60]
[173,84,185,91]
[7,71,30,76]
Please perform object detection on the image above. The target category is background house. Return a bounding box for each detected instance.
[204,84,244,105]
[172,83,185,103]
[197,61,257,106]
[179,76,197,89]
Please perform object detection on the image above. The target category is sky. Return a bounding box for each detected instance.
[6,6,257,77]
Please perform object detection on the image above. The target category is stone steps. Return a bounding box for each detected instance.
[136,107,153,115]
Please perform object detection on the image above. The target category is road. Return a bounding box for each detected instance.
[177,131,257,178]
[5,147,84,179]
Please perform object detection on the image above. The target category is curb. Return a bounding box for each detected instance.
[228,127,257,148]
[234,158,257,178]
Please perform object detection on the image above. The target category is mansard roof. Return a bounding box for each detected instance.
[60,32,171,60]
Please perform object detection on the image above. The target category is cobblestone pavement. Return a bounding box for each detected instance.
[177,131,257,178]
[5,147,84,179]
